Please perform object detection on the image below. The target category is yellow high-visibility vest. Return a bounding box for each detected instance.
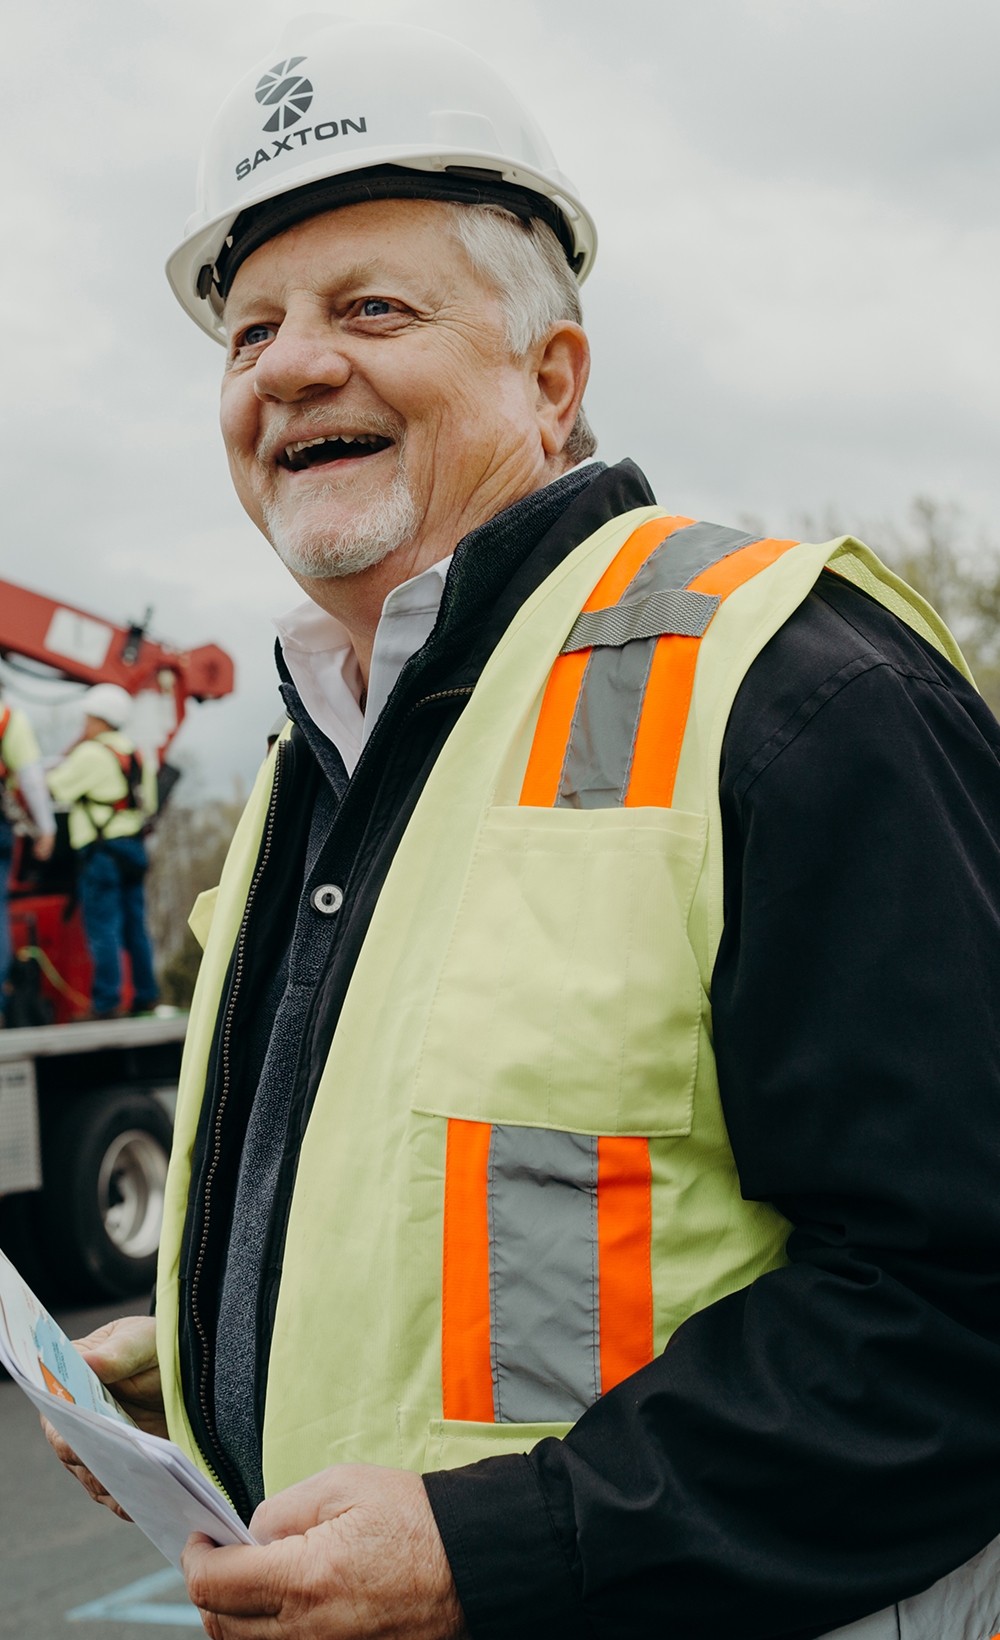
[158,508,970,1497]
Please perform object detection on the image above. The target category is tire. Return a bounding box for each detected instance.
[36,1088,173,1302]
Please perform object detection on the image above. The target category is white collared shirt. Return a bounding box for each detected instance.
[274,556,453,776]
[273,459,603,775]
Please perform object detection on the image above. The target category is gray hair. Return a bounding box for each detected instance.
[445,204,597,465]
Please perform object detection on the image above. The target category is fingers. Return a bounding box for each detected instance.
[41,1411,79,1467]
[249,1467,351,1543]
[39,1413,133,1521]
[182,1535,287,1628]
[74,1314,157,1384]
[73,1315,167,1435]
[185,1473,467,1640]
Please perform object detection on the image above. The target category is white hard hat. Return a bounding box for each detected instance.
[83,684,134,730]
[167,18,598,344]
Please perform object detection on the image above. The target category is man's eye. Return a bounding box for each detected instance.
[362,299,392,317]
[242,324,274,346]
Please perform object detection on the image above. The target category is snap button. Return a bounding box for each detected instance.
[310,883,343,915]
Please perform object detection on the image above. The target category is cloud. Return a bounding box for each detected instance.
[2,0,998,791]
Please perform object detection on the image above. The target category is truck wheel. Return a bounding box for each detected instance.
[39,1088,172,1302]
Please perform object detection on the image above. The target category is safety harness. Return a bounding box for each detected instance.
[84,741,146,843]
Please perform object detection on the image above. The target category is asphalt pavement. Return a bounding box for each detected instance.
[0,1298,203,1638]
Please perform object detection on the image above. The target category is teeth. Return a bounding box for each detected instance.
[283,433,388,461]
[284,436,328,459]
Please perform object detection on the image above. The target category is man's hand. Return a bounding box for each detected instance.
[32,832,55,861]
[42,1314,165,1520]
[182,1463,468,1640]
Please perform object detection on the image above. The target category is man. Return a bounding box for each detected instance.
[47,21,1000,1640]
[0,697,56,1023]
[47,683,158,1020]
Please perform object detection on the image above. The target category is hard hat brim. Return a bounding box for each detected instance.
[166,146,597,345]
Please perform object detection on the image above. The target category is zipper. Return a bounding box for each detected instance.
[403,685,474,720]
[187,736,286,1516]
[250,682,477,1441]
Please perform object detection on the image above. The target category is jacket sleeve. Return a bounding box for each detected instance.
[47,742,100,803]
[0,707,42,773]
[423,589,1000,1640]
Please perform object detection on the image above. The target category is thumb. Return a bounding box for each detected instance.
[75,1316,157,1385]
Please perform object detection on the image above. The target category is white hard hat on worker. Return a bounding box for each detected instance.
[82,684,133,730]
[166,17,598,342]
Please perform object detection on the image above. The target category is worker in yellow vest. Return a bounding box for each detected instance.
[0,696,56,1024]
[47,684,159,1020]
[44,22,1000,1640]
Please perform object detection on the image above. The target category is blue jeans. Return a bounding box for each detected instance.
[78,837,158,1015]
[0,829,11,998]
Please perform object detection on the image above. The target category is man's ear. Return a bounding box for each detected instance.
[533,322,590,459]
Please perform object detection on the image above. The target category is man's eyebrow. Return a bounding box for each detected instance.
[225,257,418,329]
[333,259,387,288]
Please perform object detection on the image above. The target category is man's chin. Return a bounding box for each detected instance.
[265,490,418,581]
[270,530,398,581]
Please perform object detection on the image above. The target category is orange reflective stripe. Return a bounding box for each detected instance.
[690,535,797,600]
[448,525,799,1422]
[597,1136,653,1393]
[624,635,701,808]
[441,1118,495,1422]
[519,648,590,807]
[583,515,695,612]
[625,537,798,808]
[519,516,694,806]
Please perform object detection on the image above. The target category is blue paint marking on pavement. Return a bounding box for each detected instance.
[66,1565,203,1626]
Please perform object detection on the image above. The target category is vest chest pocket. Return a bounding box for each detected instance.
[410,803,706,1138]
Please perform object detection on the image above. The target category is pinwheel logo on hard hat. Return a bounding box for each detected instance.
[255,58,314,133]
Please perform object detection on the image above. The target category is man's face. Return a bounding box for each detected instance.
[221,199,563,584]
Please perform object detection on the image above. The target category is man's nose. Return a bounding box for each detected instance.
[253,320,352,403]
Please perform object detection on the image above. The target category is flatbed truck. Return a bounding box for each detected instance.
[0,571,233,1302]
[0,1013,186,1302]
[0,1016,185,1298]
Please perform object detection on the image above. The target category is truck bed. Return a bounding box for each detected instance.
[0,1014,188,1064]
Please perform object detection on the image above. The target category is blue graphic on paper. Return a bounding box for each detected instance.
[33,1313,121,1418]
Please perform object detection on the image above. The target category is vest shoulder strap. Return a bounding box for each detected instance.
[108,746,144,812]
[0,705,11,783]
[521,518,799,812]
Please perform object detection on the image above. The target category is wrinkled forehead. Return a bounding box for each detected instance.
[223,197,489,317]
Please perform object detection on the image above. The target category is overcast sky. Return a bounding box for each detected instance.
[3,0,999,792]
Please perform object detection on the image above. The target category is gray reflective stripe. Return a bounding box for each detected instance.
[645,521,759,592]
[557,639,656,808]
[487,1125,600,1423]
[561,588,720,653]
[555,521,759,810]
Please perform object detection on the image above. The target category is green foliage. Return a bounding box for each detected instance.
[145,790,244,1009]
[159,927,207,1010]
[874,498,1000,716]
[795,497,1000,718]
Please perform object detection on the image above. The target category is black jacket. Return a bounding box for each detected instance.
[181,462,1000,1637]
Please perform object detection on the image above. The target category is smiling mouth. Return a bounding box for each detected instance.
[278,434,394,472]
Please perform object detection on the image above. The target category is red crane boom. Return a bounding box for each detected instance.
[1,574,236,1022]
[0,578,234,752]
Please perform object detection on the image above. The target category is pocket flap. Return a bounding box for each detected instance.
[423,1418,571,1470]
[188,885,219,950]
[411,805,706,1137]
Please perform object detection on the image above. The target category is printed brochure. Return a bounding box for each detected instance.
[0,1248,255,1570]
